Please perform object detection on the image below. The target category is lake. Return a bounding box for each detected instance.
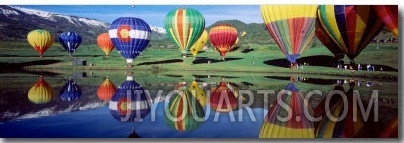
[0,70,398,138]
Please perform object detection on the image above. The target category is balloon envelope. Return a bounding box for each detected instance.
[109,17,151,65]
[58,31,82,55]
[97,33,115,56]
[27,29,54,57]
[190,30,208,56]
[210,81,237,112]
[164,8,205,54]
[187,81,206,107]
[261,5,318,64]
[59,79,82,102]
[317,5,384,61]
[97,78,116,101]
[28,76,55,104]
[373,5,398,37]
[209,24,238,59]
[315,22,344,60]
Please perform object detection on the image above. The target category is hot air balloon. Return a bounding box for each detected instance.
[259,81,315,138]
[28,76,55,104]
[209,24,238,60]
[59,78,82,102]
[315,22,344,60]
[190,30,208,57]
[165,84,205,132]
[97,33,115,57]
[373,5,398,37]
[187,81,206,107]
[261,5,318,69]
[109,17,151,67]
[210,81,238,112]
[27,29,54,57]
[97,77,117,101]
[58,31,82,56]
[317,5,384,65]
[164,8,205,58]
[109,75,151,122]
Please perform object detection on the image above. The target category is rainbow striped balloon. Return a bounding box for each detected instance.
[164,8,205,55]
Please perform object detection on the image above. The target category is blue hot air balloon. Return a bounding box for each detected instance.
[109,75,151,122]
[58,31,82,56]
[59,79,82,102]
[108,17,151,67]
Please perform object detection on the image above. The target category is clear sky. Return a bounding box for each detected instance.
[14,5,263,27]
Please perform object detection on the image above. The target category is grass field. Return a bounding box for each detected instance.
[0,40,398,79]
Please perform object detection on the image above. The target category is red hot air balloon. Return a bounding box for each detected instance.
[315,22,344,60]
[97,33,115,57]
[210,81,237,112]
[373,5,398,37]
[209,24,238,61]
[97,77,117,101]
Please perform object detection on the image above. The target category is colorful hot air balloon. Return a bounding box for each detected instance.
[209,24,238,60]
[97,77,117,101]
[109,17,151,67]
[373,5,398,37]
[260,82,315,138]
[164,8,205,58]
[97,33,115,57]
[187,81,206,107]
[210,81,238,112]
[28,76,55,104]
[58,31,82,56]
[109,75,151,122]
[165,85,205,132]
[190,30,208,57]
[59,79,82,102]
[27,29,54,57]
[261,5,318,68]
[315,22,344,60]
[317,5,384,63]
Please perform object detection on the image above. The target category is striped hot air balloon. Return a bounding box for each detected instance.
[58,31,82,56]
[209,24,238,60]
[109,17,151,67]
[27,29,54,57]
[164,8,205,58]
[187,81,206,107]
[165,85,205,132]
[210,81,237,112]
[373,5,398,37]
[315,22,344,60]
[28,76,55,104]
[261,5,318,68]
[97,77,116,101]
[59,79,82,102]
[109,75,151,122]
[97,33,115,57]
[260,82,315,138]
[190,30,208,57]
[317,5,384,63]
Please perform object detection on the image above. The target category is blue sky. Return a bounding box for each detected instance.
[15,5,263,27]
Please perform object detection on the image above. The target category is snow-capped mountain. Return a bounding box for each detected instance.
[0,5,167,43]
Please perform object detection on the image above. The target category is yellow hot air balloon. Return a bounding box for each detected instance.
[187,81,206,107]
[28,76,55,104]
[190,30,208,57]
[27,29,54,57]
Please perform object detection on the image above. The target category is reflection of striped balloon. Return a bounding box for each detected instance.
[317,5,384,61]
[261,5,318,63]
[209,24,238,59]
[97,78,116,101]
[109,76,151,122]
[58,31,82,55]
[373,5,398,37]
[28,76,55,104]
[27,29,54,57]
[165,86,205,132]
[97,33,115,56]
[59,79,82,102]
[109,17,151,65]
[210,82,237,112]
[164,8,205,54]
[260,82,314,138]
[187,81,206,107]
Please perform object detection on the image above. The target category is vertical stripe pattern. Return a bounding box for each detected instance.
[27,29,54,57]
[28,76,55,104]
[58,31,82,55]
[208,24,238,57]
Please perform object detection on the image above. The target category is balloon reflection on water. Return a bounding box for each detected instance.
[97,77,117,101]
[27,76,55,104]
[59,78,82,102]
[209,81,238,113]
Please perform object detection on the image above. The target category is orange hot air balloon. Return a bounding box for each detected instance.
[97,77,117,101]
[209,24,238,60]
[28,76,55,104]
[97,33,115,57]
[210,81,237,112]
